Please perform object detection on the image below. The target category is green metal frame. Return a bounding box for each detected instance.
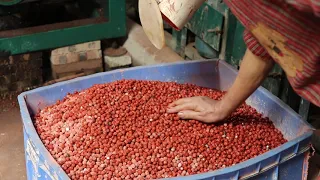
[0,0,126,55]
[0,0,22,6]
[171,27,187,58]
[185,3,224,52]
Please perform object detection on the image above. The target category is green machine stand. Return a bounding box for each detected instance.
[0,0,126,55]
[0,0,23,6]
[168,0,311,121]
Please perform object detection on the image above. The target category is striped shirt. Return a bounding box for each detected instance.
[224,0,320,107]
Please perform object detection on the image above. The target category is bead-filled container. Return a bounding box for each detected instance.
[18,60,313,180]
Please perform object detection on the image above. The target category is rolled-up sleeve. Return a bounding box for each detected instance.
[243,29,271,60]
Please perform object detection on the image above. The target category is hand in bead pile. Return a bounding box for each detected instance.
[167,96,228,123]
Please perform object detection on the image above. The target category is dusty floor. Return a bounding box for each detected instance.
[0,96,319,180]
[0,96,26,180]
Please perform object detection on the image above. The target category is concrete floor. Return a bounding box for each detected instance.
[0,97,26,180]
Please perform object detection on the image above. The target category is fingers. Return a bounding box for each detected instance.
[167,97,193,108]
[177,110,201,120]
[167,103,196,113]
[178,111,223,123]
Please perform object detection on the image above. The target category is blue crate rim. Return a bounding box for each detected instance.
[18,59,314,179]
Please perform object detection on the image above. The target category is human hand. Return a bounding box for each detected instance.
[166,96,229,123]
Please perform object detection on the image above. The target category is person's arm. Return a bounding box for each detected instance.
[218,48,274,116]
[167,49,274,123]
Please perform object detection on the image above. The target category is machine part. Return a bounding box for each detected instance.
[0,18,108,38]
[172,27,187,58]
[0,0,23,6]
[185,3,224,51]
[18,60,313,180]
[195,36,218,58]
[158,0,206,30]
[223,10,246,66]
[138,0,165,49]
[0,0,126,55]
[206,0,228,15]
[184,42,203,60]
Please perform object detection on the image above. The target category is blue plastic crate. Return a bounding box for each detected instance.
[18,60,314,180]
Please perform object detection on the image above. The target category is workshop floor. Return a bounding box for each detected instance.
[0,96,26,180]
[0,96,319,180]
